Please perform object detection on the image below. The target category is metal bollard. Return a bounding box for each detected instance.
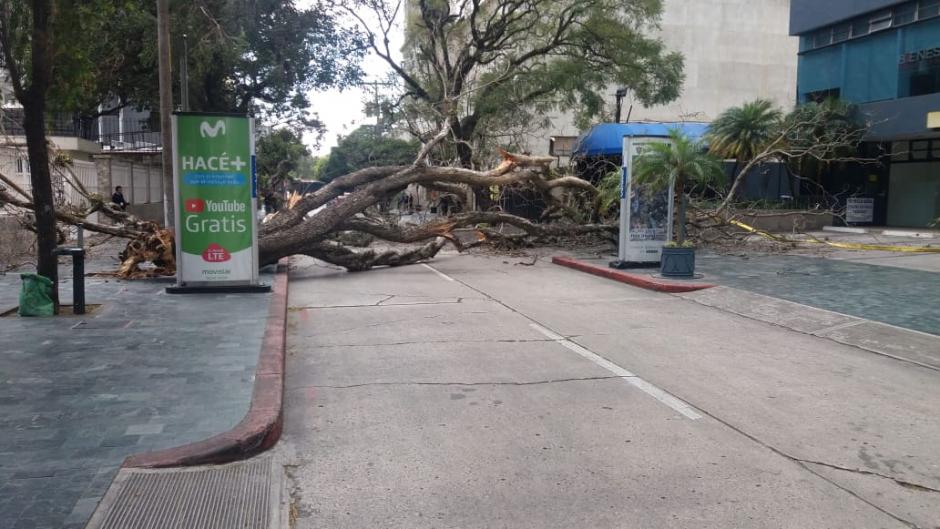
[54,247,86,314]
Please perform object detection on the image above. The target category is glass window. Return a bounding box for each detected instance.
[15,157,29,175]
[851,19,870,38]
[870,11,893,32]
[805,88,841,103]
[895,4,917,25]
[891,142,910,161]
[919,0,940,19]
[813,28,833,48]
[800,35,814,52]
[911,140,930,160]
[833,24,851,43]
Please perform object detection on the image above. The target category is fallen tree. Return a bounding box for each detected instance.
[0,134,609,275]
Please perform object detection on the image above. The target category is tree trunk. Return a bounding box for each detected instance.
[22,0,59,308]
[453,116,492,211]
[674,176,686,245]
[23,105,58,305]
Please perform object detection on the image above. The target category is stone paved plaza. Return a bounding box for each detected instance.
[0,262,273,529]
[695,253,940,335]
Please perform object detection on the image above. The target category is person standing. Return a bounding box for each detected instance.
[111,186,129,211]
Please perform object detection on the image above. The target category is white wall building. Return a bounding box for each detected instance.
[533,0,799,157]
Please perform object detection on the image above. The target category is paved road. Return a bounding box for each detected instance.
[0,264,272,529]
[280,254,940,529]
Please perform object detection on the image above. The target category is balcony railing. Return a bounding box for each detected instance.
[0,108,98,140]
[0,108,162,152]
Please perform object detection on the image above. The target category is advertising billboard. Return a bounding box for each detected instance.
[172,113,261,288]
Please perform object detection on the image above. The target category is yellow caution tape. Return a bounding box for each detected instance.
[728,219,940,254]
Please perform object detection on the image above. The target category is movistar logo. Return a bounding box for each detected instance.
[200,120,226,138]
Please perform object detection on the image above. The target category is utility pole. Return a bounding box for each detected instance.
[180,34,190,112]
[157,0,175,228]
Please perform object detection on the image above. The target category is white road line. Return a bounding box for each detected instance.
[422,263,455,282]
[529,323,702,420]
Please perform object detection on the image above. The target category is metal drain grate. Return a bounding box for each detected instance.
[86,455,281,529]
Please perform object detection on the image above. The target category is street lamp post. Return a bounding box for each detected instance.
[157,0,175,228]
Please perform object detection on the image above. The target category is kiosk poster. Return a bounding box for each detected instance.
[617,136,671,263]
[173,113,258,285]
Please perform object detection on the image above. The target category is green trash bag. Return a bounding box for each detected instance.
[18,273,55,317]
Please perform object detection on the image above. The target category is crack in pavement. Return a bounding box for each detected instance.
[290,375,628,390]
[799,459,940,494]
[428,264,932,529]
[666,396,932,529]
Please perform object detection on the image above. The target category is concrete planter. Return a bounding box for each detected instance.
[660,246,696,278]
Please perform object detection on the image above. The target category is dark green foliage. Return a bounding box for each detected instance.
[706,99,782,163]
[321,125,419,182]
[256,129,311,191]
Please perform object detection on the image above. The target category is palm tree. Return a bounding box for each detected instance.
[706,99,782,189]
[634,130,724,245]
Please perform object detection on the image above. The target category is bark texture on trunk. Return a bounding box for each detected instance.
[22,0,59,307]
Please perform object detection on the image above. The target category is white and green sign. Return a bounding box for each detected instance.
[173,113,259,286]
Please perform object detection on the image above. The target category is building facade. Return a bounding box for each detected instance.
[793,0,940,227]
[534,0,799,159]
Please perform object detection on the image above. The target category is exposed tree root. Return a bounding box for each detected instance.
[116,226,176,279]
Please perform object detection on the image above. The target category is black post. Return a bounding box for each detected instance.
[55,247,86,314]
[72,249,85,315]
[615,88,628,123]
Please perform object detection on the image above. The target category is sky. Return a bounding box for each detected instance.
[301,4,405,157]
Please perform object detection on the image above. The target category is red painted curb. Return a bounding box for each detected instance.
[123,258,290,469]
[552,256,716,293]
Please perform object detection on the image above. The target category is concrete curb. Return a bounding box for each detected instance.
[552,256,716,293]
[123,258,290,469]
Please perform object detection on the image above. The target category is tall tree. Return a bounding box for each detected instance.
[706,99,782,167]
[1,0,61,305]
[179,0,365,127]
[345,0,683,166]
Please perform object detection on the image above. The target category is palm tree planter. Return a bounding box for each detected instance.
[660,244,696,277]
[634,130,724,279]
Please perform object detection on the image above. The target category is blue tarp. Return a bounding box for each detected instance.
[573,122,710,157]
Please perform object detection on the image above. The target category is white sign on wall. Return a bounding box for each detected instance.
[846,197,874,224]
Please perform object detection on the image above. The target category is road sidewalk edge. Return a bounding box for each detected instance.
[552,256,716,293]
[123,258,290,469]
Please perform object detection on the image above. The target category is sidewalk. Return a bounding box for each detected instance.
[0,246,274,529]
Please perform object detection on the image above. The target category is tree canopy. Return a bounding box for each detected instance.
[3,0,367,129]
[706,99,782,164]
[346,0,683,165]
